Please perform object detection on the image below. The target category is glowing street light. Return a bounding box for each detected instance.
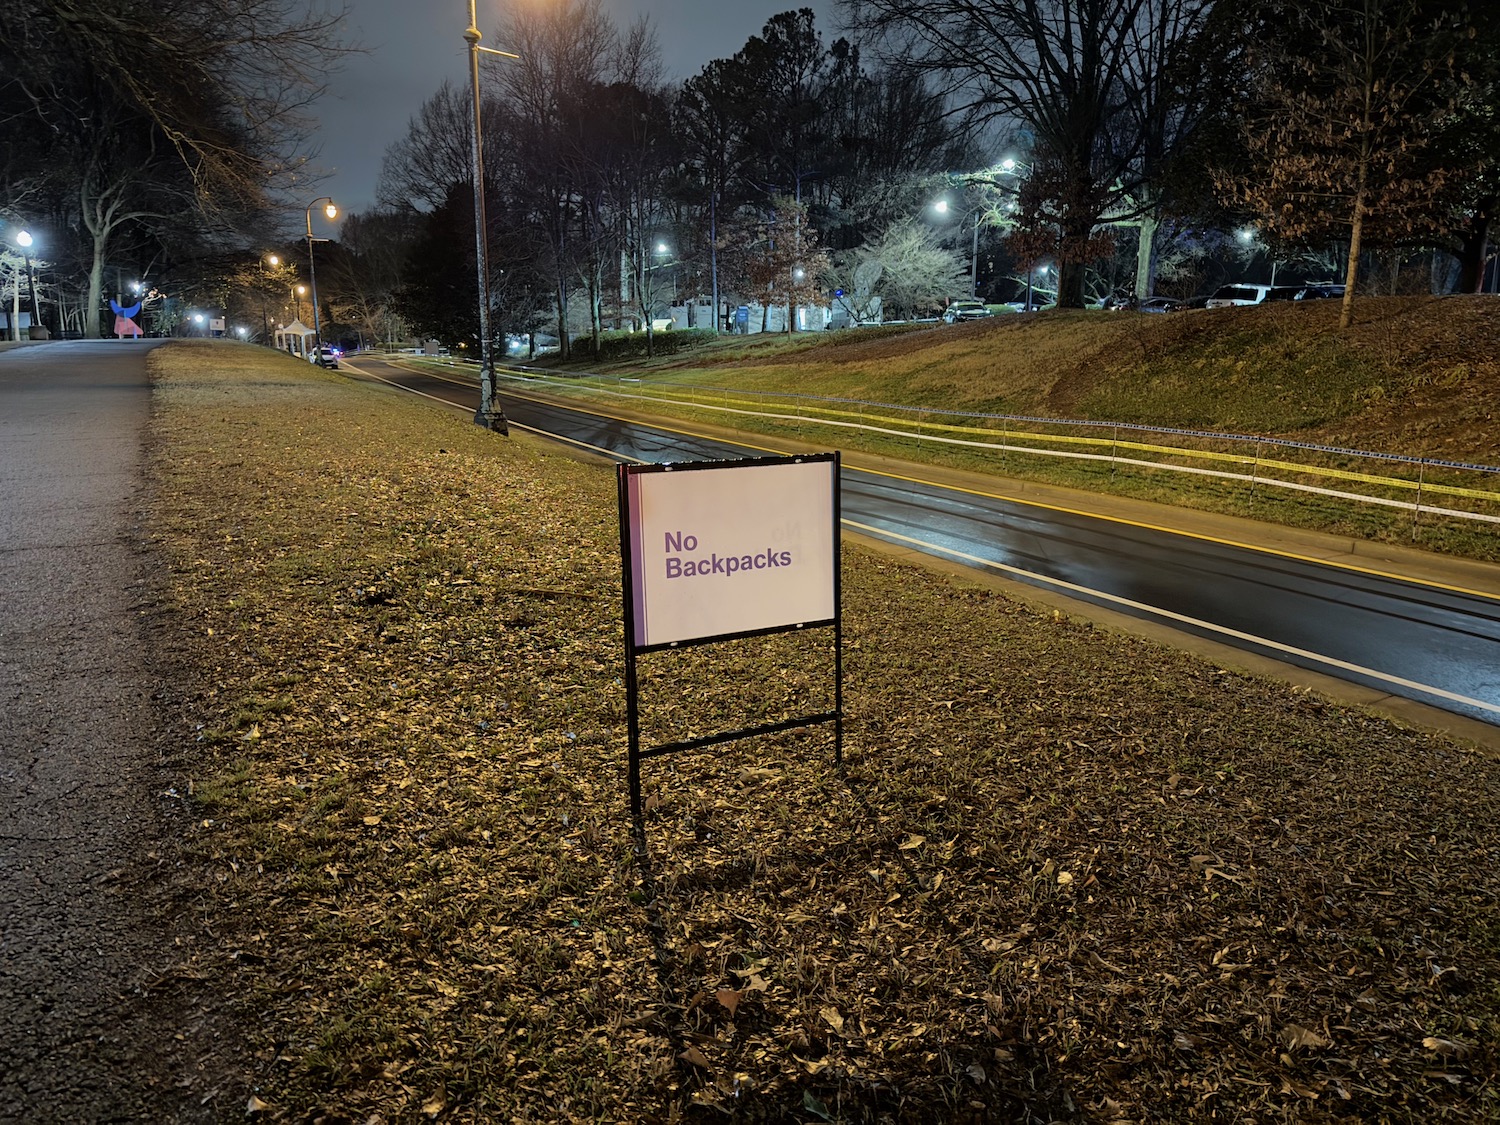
[13,229,40,339]
[256,255,283,344]
[304,197,338,364]
[933,197,980,298]
[1236,227,1278,284]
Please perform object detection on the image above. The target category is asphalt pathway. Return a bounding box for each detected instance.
[0,340,222,1121]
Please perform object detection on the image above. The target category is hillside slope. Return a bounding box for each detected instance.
[650,296,1500,467]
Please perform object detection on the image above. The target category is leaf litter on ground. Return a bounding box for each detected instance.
[148,341,1499,1122]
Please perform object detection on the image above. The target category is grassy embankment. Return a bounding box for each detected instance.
[508,297,1500,560]
[150,339,1498,1122]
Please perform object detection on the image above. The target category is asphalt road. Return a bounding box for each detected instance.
[0,339,220,1119]
[351,356,1500,730]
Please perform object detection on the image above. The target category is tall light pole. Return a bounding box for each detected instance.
[465,0,514,433]
[304,197,337,363]
[710,189,720,333]
[1237,227,1279,285]
[933,199,979,298]
[260,254,282,344]
[15,230,40,337]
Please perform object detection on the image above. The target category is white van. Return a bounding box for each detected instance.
[1205,283,1272,308]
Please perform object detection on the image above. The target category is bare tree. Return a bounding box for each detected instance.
[0,0,351,336]
[493,0,619,359]
[842,0,1215,307]
[376,82,487,213]
[1225,0,1473,327]
[837,217,968,320]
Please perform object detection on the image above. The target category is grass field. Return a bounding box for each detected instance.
[498,297,1500,563]
[148,340,1498,1122]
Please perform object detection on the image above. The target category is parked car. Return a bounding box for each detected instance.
[1265,283,1347,302]
[1298,283,1345,300]
[1136,296,1184,314]
[942,299,993,323]
[1205,283,1272,308]
[311,346,339,369]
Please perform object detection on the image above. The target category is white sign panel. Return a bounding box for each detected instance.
[624,458,837,648]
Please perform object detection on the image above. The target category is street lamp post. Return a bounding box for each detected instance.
[8,239,22,342]
[934,200,980,298]
[997,159,1040,309]
[15,230,40,338]
[294,283,307,324]
[1237,228,1279,285]
[304,198,338,364]
[463,1,516,434]
[261,254,281,345]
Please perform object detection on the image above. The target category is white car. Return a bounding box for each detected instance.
[1205,283,1271,309]
[942,299,993,323]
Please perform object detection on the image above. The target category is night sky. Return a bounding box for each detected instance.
[316,0,838,216]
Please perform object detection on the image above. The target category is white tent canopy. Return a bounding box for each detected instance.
[274,319,316,360]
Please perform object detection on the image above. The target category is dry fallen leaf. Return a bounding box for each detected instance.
[1422,1036,1472,1058]
[246,1094,270,1114]
[679,1045,711,1070]
[1280,1024,1331,1051]
[820,1006,845,1034]
[716,988,743,1016]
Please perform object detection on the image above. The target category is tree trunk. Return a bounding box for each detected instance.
[87,234,107,339]
[585,258,602,358]
[1133,211,1159,301]
[1340,190,1365,331]
[1057,260,1088,309]
[1455,197,1496,293]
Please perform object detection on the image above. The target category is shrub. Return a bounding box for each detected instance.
[570,328,717,362]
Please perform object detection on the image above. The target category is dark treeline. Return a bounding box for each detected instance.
[3,1,1497,346]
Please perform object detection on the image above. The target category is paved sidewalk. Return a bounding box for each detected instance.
[0,340,225,1120]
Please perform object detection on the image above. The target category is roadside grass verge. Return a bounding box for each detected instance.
[150,340,1499,1122]
[485,299,1500,561]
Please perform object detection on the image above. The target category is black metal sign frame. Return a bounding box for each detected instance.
[617,453,842,822]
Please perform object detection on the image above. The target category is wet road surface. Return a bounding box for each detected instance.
[350,358,1500,728]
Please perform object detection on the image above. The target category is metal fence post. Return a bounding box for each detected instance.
[1413,462,1425,539]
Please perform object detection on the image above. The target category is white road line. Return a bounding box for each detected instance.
[843,518,1500,718]
[352,364,1500,719]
